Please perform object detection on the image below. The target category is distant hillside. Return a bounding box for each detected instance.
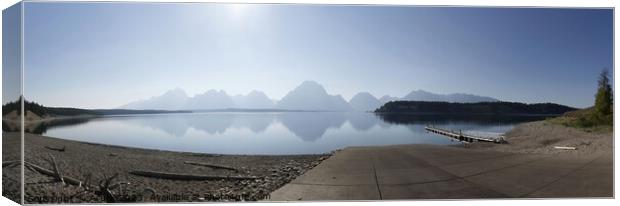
[561,107,595,118]
[3,98,95,117]
[349,92,382,111]
[184,90,235,110]
[121,89,275,110]
[374,101,576,115]
[231,90,275,109]
[120,88,189,110]
[2,98,190,118]
[379,95,399,104]
[401,90,499,103]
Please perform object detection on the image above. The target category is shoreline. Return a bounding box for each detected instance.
[3,115,99,134]
[26,132,325,157]
[2,119,613,203]
[2,132,330,203]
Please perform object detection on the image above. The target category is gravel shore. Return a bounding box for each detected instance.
[2,132,330,203]
[1,131,21,203]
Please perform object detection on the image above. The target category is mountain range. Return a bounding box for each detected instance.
[276,81,352,111]
[119,81,500,111]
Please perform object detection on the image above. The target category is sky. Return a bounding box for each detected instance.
[2,2,21,104]
[17,2,613,109]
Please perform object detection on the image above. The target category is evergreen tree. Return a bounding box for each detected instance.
[594,68,613,124]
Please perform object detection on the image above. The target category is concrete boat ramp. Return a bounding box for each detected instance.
[269,144,612,200]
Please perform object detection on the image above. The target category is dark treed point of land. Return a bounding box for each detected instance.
[2,97,192,118]
[374,101,577,115]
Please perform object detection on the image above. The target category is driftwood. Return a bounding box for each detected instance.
[47,154,65,184]
[97,173,122,203]
[25,163,41,174]
[45,146,66,152]
[23,161,85,187]
[2,160,21,167]
[129,170,257,181]
[11,155,131,202]
[188,153,223,158]
[554,146,577,150]
[184,161,239,171]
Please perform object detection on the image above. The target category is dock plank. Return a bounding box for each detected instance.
[425,126,506,143]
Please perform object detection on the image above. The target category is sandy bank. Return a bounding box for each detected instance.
[464,121,613,155]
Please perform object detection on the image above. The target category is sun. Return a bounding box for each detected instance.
[230,4,249,19]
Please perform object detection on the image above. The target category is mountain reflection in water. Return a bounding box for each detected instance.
[31,112,549,154]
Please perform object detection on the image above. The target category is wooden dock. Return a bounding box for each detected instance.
[424,126,507,144]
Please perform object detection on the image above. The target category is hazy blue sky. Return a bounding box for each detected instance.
[22,3,613,109]
[2,2,21,104]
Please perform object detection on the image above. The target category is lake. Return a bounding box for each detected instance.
[38,112,547,155]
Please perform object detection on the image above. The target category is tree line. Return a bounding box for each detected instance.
[374,101,576,115]
[2,97,100,117]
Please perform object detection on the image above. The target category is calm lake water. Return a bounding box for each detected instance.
[40,112,547,155]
